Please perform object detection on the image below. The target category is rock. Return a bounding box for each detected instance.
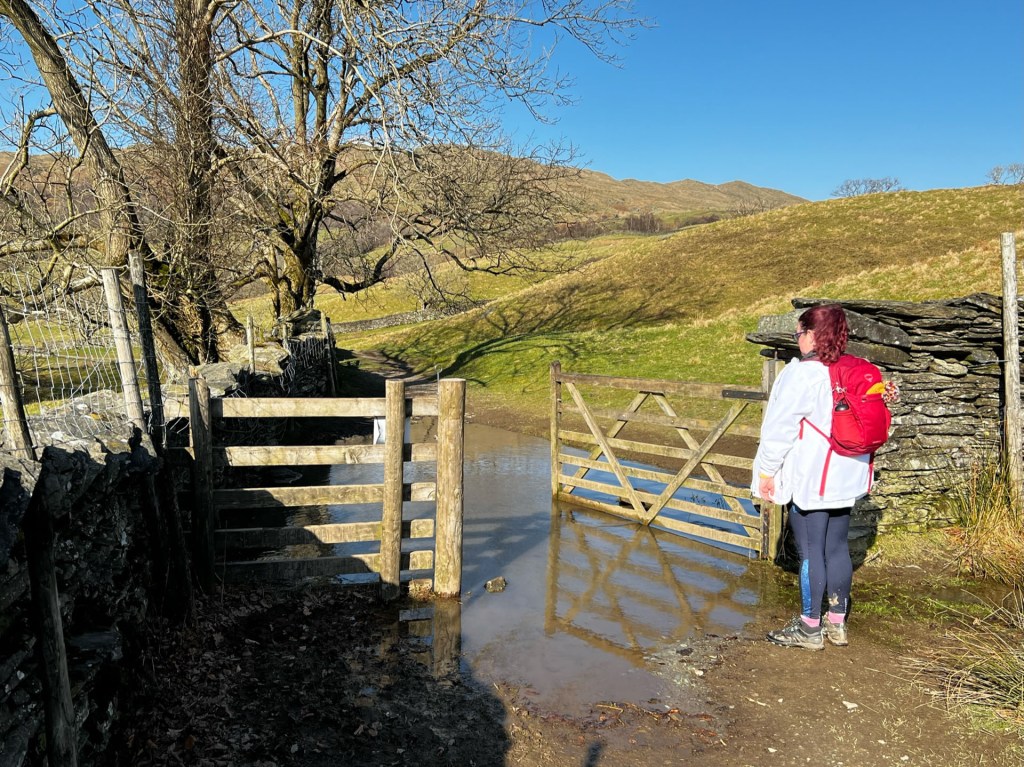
[485,576,507,593]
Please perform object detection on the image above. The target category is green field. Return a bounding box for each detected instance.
[236,185,1024,420]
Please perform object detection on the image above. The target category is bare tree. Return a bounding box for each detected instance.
[3,0,642,336]
[986,164,1024,185]
[729,194,782,218]
[0,0,207,370]
[831,177,903,197]
[209,0,641,315]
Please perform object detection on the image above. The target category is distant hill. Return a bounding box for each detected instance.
[569,170,806,218]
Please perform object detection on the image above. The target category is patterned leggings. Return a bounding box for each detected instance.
[788,504,852,619]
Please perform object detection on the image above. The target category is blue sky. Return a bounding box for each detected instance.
[506,0,1024,201]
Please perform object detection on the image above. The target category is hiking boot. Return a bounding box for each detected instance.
[767,616,824,651]
[823,615,849,646]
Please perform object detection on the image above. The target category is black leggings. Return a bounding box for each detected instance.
[788,504,852,619]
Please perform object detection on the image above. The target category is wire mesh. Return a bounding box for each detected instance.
[0,267,150,448]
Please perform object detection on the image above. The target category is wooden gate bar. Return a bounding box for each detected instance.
[564,381,647,516]
[557,429,753,470]
[560,454,752,499]
[213,396,438,419]
[212,481,436,510]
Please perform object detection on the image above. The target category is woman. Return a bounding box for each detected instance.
[752,304,872,650]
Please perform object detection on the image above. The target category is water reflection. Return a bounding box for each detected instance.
[236,420,764,712]
[546,505,758,662]
[456,423,761,714]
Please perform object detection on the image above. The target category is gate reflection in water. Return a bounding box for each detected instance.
[457,424,760,714]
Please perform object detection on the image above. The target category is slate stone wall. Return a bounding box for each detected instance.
[749,293,1020,542]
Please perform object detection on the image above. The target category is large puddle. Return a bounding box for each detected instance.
[319,422,764,715]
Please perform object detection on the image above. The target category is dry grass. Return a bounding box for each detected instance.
[905,591,1024,735]
[942,457,1024,585]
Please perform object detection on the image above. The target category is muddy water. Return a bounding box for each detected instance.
[321,422,764,716]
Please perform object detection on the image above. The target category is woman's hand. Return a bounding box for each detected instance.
[758,474,775,502]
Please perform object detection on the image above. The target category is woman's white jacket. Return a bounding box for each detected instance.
[751,356,871,509]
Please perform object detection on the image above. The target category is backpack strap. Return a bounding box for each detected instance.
[801,416,875,497]
[819,446,834,496]
[799,417,832,495]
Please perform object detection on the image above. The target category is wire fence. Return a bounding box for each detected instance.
[0,267,152,451]
[0,265,336,456]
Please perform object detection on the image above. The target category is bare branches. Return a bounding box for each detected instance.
[831,177,904,197]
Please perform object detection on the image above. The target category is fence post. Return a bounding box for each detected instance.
[380,379,405,601]
[322,314,337,396]
[0,306,35,460]
[246,315,257,375]
[550,361,562,499]
[434,378,465,598]
[127,250,164,449]
[189,376,216,590]
[23,490,78,767]
[761,355,784,561]
[1001,232,1022,503]
[100,268,146,432]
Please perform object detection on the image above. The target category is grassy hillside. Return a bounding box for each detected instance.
[566,170,805,216]
[334,185,1023,418]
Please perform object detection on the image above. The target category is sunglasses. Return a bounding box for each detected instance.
[792,329,811,341]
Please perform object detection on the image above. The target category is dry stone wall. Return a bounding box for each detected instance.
[0,334,330,766]
[749,293,1020,542]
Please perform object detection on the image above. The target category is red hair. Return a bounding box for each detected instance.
[799,304,848,364]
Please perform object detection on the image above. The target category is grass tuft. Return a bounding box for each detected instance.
[904,591,1024,735]
[941,456,1024,585]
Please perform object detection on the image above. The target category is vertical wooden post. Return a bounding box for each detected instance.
[761,354,784,561]
[246,315,257,375]
[380,379,405,601]
[128,250,164,449]
[550,361,562,498]
[1001,232,1023,503]
[0,306,35,460]
[321,314,337,396]
[101,268,146,431]
[434,378,465,598]
[23,491,78,767]
[189,376,216,590]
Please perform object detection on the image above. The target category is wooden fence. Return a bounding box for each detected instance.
[550,361,783,559]
[176,377,466,599]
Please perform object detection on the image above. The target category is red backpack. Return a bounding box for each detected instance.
[800,354,893,495]
[825,354,892,457]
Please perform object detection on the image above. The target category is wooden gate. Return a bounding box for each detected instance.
[550,362,781,558]
[175,377,465,598]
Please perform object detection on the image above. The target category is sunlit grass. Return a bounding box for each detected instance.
[330,187,1022,423]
